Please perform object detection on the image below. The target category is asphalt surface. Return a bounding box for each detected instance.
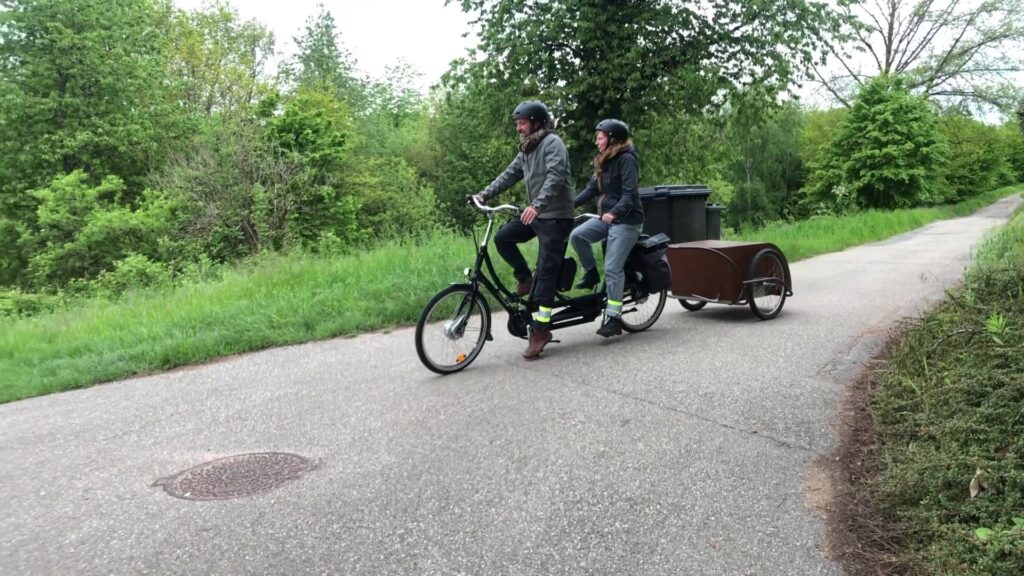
[1,194,1020,576]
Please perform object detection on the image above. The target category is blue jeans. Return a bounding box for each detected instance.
[570,218,643,316]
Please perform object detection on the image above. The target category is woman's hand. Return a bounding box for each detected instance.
[601,212,616,225]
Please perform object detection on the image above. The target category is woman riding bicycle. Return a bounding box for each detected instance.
[569,118,644,338]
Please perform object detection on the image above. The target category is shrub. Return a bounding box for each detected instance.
[940,113,1012,202]
[806,75,947,210]
[91,254,172,297]
[19,172,185,290]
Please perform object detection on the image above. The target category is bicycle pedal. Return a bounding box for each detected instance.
[549,339,561,344]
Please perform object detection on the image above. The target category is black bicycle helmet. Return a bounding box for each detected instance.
[596,118,630,141]
[512,100,550,124]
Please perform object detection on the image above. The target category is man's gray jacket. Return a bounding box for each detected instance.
[481,133,575,219]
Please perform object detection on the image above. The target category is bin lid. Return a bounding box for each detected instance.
[666,188,711,198]
[653,184,711,198]
[638,187,668,199]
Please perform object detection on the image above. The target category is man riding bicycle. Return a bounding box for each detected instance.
[473,100,575,360]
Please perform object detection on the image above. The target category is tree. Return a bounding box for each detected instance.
[807,75,947,210]
[0,0,185,218]
[939,112,1012,200]
[17,172,183,290]
[166,0,276,116]
[724,103,807,229]
[998,120,1024,182]
[452,0,845,172]
[280,3,361,104]
[1017,100,1024,138]
[432,59,524,229]
[358,61,435,173]
[814,0,1024,112]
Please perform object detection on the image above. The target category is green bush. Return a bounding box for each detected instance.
[19,172,185,290]
[0,288,62,318]
[806,75,947,211]
[997,121,1024,183]
[91,254,173,297]
[346,156,438,239]
[940,113,1013,202]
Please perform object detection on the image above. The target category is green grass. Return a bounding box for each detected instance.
[0,229,530,403]
[870,207,1024,574]
[0,185,1020,403]
[725,185,1021,261]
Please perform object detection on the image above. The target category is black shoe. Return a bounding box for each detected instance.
[575,268,600,290]
[596,316,623,338]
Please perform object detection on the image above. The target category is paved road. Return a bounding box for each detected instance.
[1,195,1020,576]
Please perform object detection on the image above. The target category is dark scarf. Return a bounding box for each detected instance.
[519,120,557,153]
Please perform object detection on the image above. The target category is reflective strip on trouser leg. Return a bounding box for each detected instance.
[533,306,552,324]
[606,299,623,318]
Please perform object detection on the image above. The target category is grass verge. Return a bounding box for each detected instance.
[1,185,1020,403]
[831,205,1024,574]
[870,206,1024,574]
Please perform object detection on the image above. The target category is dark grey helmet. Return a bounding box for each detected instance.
[512,100,550,124]
[596,118,629,141]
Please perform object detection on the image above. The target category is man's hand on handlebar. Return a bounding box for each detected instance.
[521,205,538,225]
[471,193,486,207]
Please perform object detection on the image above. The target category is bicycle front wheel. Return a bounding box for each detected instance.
[621,288,667,333]
[415,285,491,374]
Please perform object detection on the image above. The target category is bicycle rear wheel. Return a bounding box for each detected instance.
[621,288,667,333]
[415,285,491,374]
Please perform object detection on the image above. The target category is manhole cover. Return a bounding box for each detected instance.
[155,452,315,501]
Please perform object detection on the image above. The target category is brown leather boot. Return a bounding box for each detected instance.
[523,326,552,360]
[515,277,533,297]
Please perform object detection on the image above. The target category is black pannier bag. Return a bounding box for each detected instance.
[627,233,671,292]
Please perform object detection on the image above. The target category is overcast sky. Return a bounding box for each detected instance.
[173,0,478,91]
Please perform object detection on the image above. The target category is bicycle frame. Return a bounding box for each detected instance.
[461,199,629,337]
[415,199,667,373]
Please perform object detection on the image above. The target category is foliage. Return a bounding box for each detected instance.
[634,111,729,188]
[0,287,62,318]
[165,0,276,116]
[724,103,807,230]
[805,75,947,211]
[799,107,848,174]
[432,60,524,230]
[159,93,362,259]
[996,120,1024,183]
[17,172,185,290]
[279,2,361,104]
[90,253,173,298]
[818,0,1024,113]
[452,0,846,172]
[345,157,438,239]
[872,210,1024,574]
[0,0,185,215]
[268,89,362,245]
[939,113,1014,202]
[358,62,436,175]
[0,216,27,286]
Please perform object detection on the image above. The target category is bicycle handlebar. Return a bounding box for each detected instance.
[469,195,520,216]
